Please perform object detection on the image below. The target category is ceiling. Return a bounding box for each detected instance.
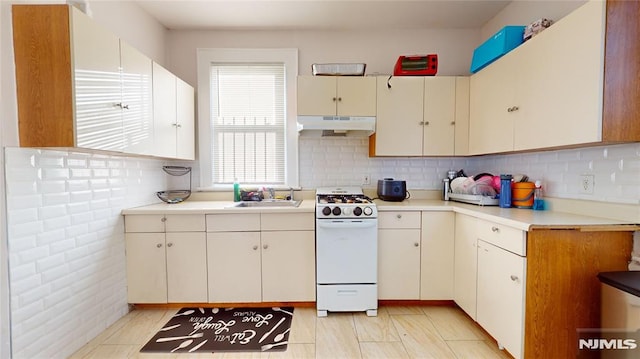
[133,0,512,31]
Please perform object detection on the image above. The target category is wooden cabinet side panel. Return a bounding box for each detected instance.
[12,5,74,147]
[524,230,632,359]
[602,0,640,142]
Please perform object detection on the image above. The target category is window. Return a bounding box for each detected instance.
[197,49,298,190]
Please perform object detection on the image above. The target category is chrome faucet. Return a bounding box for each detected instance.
[267,187,275,200]
[289,187,295,201]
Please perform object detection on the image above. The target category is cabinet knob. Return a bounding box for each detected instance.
[263,244,269,250]
[491,226,500,232]
[172,123,182,128]
[510,275,519,282]
[337,97,342,102]
[167,243,173,247]
[414,242,419,247]
[253,245,258,250]
[332,97,337,102]
[424,121,430,126]
[419,121,424,126]
[507,106,520,113]
[156,243,162,248]
[450,121,456,125]
[396,214,402,219]
[161,217,167,222]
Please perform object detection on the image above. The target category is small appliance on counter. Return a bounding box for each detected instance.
[377,178,409,202]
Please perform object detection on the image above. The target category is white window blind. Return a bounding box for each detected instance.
[210,63,286,185]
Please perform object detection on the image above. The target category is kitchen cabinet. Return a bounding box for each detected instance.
[153,62,195,160]
[453,214,477,319]
[370,76,469,156]
[206,213,315,303]
[377,211,422,300]
[469,0,607,154]
[420,211,454,300]
[12,4,195,159]
[297,76,376,116]
[124,214,207,303]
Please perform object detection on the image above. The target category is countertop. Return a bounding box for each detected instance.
[598,271,640,298]
[122,198,639,232]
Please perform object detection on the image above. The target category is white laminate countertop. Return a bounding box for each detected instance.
[122,199,638,232]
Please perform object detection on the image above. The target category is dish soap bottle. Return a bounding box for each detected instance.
[533,180,545,210]
[233,178,241,202]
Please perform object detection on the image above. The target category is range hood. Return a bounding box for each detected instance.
[297,115,376,137]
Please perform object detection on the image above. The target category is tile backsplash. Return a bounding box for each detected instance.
[4,147,168,358]
[299,137,640,205]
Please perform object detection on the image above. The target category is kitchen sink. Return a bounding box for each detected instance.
[230,200,302,208]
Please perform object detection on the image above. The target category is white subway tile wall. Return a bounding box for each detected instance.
[299,138,640,205]
[5,147,168,359]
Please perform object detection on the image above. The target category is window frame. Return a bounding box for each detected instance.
[196,48,299,190]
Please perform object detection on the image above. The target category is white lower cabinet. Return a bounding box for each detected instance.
[453,214,478,319]
[378,211,421,299]
[124,214,207,303]
[206,213,316,303]
[477,240,526,359]
[420,211,455,300]
[207,231,262,303]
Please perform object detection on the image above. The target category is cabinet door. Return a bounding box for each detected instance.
[374,76,424,156]
[152,62,177,158]
[166,232,208,302]
[125,233,167,303]
[378,229,421,299]
[477,240,525,359]
[468,53,517,155]
[261,231,316,302]
[454,214,478,319]
[176,77,196,160]
[454,77,470,156]
[423,77,456,155]
[513,0,604,151]
[336,77,376,116]
[71,6,123,151]
[120,41,154,155]
[420,212,454,300]
[297,76,337,115]
[207,232,261,302]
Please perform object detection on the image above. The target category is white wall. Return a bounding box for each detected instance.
[0,1,169,357]
[166,28,481,87]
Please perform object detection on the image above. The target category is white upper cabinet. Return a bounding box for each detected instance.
[373,76,468,156]
[152,63,196,160]
[469,0,605,154]
[297,76,376,116]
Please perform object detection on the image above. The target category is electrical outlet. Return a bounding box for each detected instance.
[362,174,371,186]
[580,174,594,194]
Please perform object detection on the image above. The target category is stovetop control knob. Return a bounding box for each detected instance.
[343,207,352,216]
[353,207,363,216]
[363,206,373,216]
[322,206,332,216]
[332,207,342,216]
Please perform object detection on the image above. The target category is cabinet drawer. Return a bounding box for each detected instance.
[206,214,260,232]
[165,215,205,232]
[379,211,421,229]
[261,213,314,231]
[477,220,526,256]
[125,215,165,233]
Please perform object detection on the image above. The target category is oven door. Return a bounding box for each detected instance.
[316,219,377,284]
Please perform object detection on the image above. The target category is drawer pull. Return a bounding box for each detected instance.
[253,245,258,251]
[167,243,173,247]
[491,226,500,232]
[414,242,419,247]
[263,244,269,250]
[161,217,167,222]
[396,214,402,219]
[510,275,519,282]
[156,243,162,248]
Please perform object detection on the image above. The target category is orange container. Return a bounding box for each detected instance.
[512,182,535,208]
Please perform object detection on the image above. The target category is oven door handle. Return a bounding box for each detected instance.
[317,220,377,229]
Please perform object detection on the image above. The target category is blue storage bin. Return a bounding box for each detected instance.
[470,26,525,73]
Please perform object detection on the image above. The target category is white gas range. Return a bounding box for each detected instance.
[315,187,378,317]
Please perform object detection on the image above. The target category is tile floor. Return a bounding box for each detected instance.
[70,305,513,358]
